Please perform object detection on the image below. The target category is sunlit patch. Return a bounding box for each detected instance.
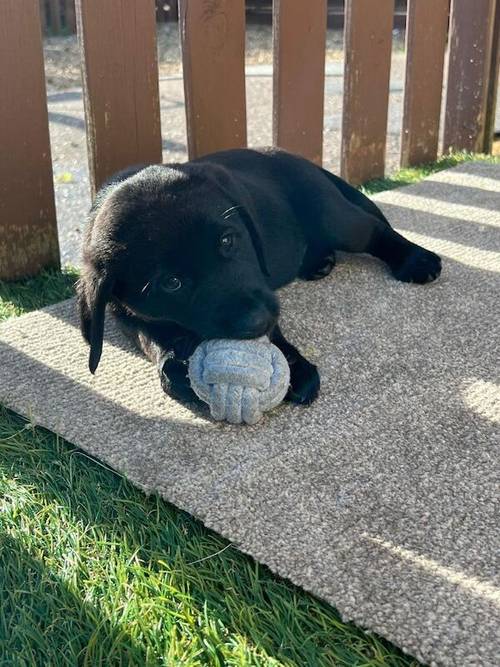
[462,379,500,424]
[1,309,211,428]
[396,230,500,273]
[426,171,500,193]
[376,191,500,229]
[364,534,500,608]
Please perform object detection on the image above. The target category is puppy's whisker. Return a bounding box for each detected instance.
[141,281,151,294]
[222,205,243,219]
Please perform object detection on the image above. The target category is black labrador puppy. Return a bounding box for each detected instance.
[77,147,441,406]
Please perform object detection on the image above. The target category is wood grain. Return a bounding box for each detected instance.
[0,1,59,279]
[179,0,247,158]
[76,0,162,195]
[401,0,449,167]
[341,0,395,185]
[273,0,327,165]
[443,0,496,153]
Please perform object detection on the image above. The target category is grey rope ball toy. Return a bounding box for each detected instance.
[188,337,290,425]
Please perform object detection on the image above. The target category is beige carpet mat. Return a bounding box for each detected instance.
[1,162,499,666]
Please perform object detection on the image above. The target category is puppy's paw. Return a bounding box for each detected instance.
[286,359,320,405]
[392,247,442,284]
[160,358,201,405]
[300,252,336,281]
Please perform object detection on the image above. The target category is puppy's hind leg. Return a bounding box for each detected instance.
[318,169,442,284]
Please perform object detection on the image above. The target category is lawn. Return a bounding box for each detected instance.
[1,153,497,666]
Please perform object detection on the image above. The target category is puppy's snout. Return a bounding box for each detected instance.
[221,290,279,339]
[233,304,275,339]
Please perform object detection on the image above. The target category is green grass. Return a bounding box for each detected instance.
[361,151,500,195]
[0,267,78,321]
[1,152,495,666]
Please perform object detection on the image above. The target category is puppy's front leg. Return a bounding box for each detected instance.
[270,325,320,405]
[158,351,200,405]
[149,334,203,405]
[113,310,202,405]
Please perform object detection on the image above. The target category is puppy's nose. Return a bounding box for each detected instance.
[233,306,275,339]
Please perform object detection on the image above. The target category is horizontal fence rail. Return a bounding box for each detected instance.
[1,0,499,279]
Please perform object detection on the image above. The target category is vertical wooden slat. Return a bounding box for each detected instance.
[272,0,327,165]
[443,0,496,153]
[75,0,162,196]
[341,0,394,185]
[401,0,449,167]
[0,1,59,280]
[65,0,76,33]
[483,0,500,153]
[49,0,62,33]
[179,0,247,159]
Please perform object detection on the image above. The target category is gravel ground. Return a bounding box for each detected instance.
[43,24,370,89]
[43,24,499,267]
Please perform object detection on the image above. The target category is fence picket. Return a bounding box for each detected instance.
[401,0,449,167]
[179,0,247,158]
[443,0,496,153]
[0,1,59,279]
[272,0,327,165]
[75,0,162,195]
[341,0,394,185]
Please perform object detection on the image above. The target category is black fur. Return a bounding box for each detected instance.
[77,147,441,405]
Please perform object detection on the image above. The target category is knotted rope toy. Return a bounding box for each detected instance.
[188,337,290,425]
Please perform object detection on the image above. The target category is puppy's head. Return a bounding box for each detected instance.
[77,164,279,373]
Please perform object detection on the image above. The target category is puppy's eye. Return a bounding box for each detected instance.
[160,276,182,292]
[220,232,234,249]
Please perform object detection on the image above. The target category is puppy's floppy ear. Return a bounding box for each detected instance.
[77,270,115,374]
[216,175,271,277]
[239,208,271,278]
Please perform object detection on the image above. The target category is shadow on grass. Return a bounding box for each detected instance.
[0,534,143,665]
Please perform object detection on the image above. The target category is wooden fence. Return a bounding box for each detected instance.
[40,1,407,34]
[0,0,498,280]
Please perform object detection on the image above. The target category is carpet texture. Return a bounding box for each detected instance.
[1,162,499,667]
